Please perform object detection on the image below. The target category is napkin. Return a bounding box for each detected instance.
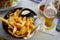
[35,17,58,35]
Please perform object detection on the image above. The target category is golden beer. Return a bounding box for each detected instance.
[44,16,54,27]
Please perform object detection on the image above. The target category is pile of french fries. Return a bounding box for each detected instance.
[0,9,37,38]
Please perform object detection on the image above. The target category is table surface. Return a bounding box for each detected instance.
[0,0,60,40]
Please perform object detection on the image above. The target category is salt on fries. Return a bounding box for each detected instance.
[0,9,37,38]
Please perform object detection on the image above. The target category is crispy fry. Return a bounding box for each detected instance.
[13,26,17,34]
[23,16,26,21]
[10,13,14,16]
[8,30,13,35]
[0,17,8,24]
[30,24,37,32]
[8,15,16,26]
[18,17,23,23]
[27,29,31,38]
[8,25,13,30]
[18,17,26,26]
[8,30,24,37]
[16,23,22,27]
[15,31,20,35]
[18,26,27,35]
[14,9,20,22]
[14,33,24,37]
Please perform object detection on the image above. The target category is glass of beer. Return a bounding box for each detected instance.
[44,16,54,27]
[44,2,57,27]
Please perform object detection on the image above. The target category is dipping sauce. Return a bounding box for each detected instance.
[54,0,59,10]
[39,5,45,11]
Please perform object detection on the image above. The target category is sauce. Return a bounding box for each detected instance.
[39,5,45,11]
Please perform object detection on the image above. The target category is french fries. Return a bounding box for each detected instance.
[0,17,8,24]
[0,9,37,38]
[13,26,17,34]
[18,26,27,35]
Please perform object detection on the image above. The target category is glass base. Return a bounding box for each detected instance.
[43,24,55,30]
